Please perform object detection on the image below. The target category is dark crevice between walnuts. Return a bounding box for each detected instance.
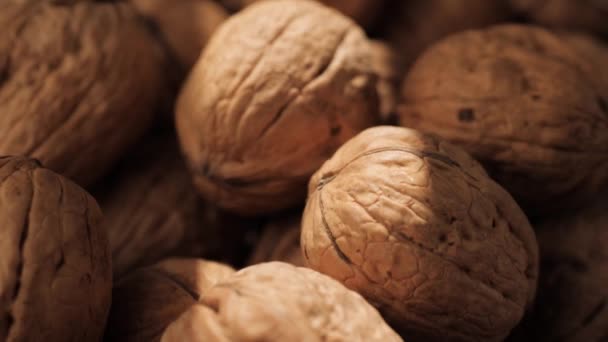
[151,269,200,301]
[317,191,351,265]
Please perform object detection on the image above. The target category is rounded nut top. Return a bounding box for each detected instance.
[176,0,379,215]
[161,262,402,341]
[0,156,111,341]
[301,126,539,341]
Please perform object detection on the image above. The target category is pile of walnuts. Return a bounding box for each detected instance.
[0,0,606,341]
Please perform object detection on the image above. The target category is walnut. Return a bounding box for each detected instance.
[0,1,168,186]
[0,156,111,341]
[369,40,400,123]
[301,126,539,341]
[176,0,379,215]
[105,258,235,342]
[248,215,305,267]
[130,0,228,71]
[521,197,608,341]
[510,0,608,36]
[398,24,608,216]
[161,262,402,341]
[95,133,257,278]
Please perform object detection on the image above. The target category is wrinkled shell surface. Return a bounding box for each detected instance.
[399,24,608,215]
[96,134,228,278]
[105,258,235,342]
[176,0,379,215]
[0,156,111,341]
[510,0,608,36]
[161,262,402,341]
[248,216,305,267]
[0,1,167,186]
[301,126,539,341]
[526,199,608,341]
[131,0,228,70]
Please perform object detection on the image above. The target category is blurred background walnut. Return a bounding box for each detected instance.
[248,214,305,267]
[176,0,380,215]
[399,24,608,217]
[161,262,402,341]
[0,156,111,341]
[301,126,539,341]
[0,0,168,187]
[105,258,235,342]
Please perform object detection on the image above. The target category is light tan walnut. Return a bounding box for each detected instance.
[248,215,305,267]
[301,126,539,341]
[161,262,402,341]
[176,0,379,215]
[105,258,235,342]
[399,24,608,216]
[130,0,228,71]
[0,0,168,187]
[0,156,111,341]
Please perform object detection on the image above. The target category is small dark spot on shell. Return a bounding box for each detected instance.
[598,96,608,114]
[532,94,541,101]
[330,125,341,136]
[458,108,475,122]
[438,234,447,243]
[491,219,497,228]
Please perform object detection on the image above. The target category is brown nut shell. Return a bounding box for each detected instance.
[105,258,235,342]
[0,156,111,341]
[0,1,167,186]
[399,24,608,216]
[161,262,402,342]
[176,0,379,215]
[301,126,539,341]
[248,215,305,267]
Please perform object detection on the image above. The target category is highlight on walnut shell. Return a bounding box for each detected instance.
[301,126,539,341]
[176,0,380,215]
[0,1,168,187]
[130,0,228,71]
[399,24,608,216]
[522,197,608,342]
[161,262,403,341]
[509,0,608,36]
[248,215,305,267]
[0,156,111,341]
[105,258,235,342]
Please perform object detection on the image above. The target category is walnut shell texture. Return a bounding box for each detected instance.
[161,262,402,341]
[131,0,228,70]
[525,198,608,341]
[510,0,608,36]
[105,258,235,342]
[248,215,305,267]
[0,156,111,341]
[301,126,539,341]
[0,1,168,186]
[399,24,608,216]
[176,0,379,215]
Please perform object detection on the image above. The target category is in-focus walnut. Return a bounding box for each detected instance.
[130,0,228,71]
[399,24,608,216]
[383,0,512,76]
[248,215,305,267]
[95,132,257,278]
[0,156,111,341]
[301,126,539,341]
[176,0,380,215]
[510,0,608,37]
[521,197,608,342]
[161,262,402,341]
[0,1,168,187]
[105,258,235,342]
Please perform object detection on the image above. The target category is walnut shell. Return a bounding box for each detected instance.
[523,198,608,341]
[369,40,400,123]
[131,0,228,71]
[0,156,111,341]
[176,0,379,215]
[161,262,402,341]
[105,258,235,342]
[248,215,305,267]
[510,0,608,36]
[399,24,608,216]
[301,126,539,341]
[0,1,167,186]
